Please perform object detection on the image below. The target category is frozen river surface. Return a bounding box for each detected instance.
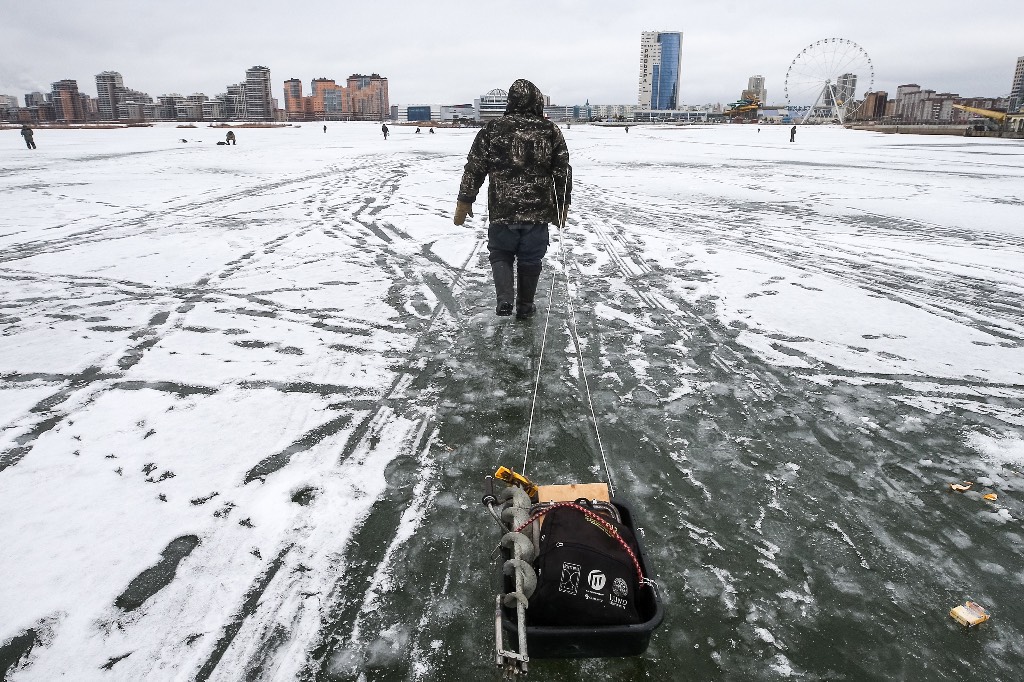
[1,122,1023,681]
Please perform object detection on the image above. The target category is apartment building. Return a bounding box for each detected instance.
[744,75,766,103]
[244,66,273,121]
[95,72,156,121]
[6,92,53,123]
[96,71,124,121]
[311,78,345,119]
[347,73,388,120]
[855,91,888,120]
[117,101,152,121]
[591,104,639,120]
[175,94,209,121]
[156,95,183,120]
[283,73,389,121]
[202,99,225,120]
[1009,56,1024,114]
[283,78,304,120]
[223,83,246,120]
[51,80,85,123]
[891,84,1010,123]
[117,88,152,119]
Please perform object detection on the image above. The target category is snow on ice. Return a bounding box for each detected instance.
[1,122,1023,680]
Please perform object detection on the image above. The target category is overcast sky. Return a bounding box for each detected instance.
[2,1,1022,108]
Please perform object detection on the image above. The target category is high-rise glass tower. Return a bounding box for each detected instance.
[638,31,683,110]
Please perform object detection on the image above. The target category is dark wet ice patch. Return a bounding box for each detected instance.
[0,629,38,679]
[100,651,132,669]
[114,535,201,611]
[233,340,272,349]
[291,486,319,506]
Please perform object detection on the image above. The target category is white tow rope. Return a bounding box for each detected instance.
[521,174,615,497]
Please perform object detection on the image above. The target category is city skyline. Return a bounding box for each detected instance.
[1,1,1022,109]
[3,66,1018,126]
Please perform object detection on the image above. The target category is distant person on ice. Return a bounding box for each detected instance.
[790,125,796,142]
[225,130,236,145]
[21,125,36,149]
[381,123,389,140]
[454,78,572,319]
[323,125,327,133]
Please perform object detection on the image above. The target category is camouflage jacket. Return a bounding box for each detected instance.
[458,79,572,225]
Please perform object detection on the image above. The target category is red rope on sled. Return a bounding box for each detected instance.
[514,502,647,587]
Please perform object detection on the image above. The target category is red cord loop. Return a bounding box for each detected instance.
[514,501,646,587]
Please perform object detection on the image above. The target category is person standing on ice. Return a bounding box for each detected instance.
[790,125,796,142]
[381,123,389,140]
[454,78,571,319]
[21,125,36,149]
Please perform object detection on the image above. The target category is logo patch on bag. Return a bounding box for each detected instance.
[588,570,607,592]
[559,562,580,595]
[613,577,628,597]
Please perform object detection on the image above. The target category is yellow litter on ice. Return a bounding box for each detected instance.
[950,601,990,627]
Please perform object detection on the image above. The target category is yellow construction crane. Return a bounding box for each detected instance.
[951,104,1006,122]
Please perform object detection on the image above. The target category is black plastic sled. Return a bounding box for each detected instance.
[499,498,664,659]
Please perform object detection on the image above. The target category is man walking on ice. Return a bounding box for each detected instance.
[21,124,36,149]
[453,78,572,319]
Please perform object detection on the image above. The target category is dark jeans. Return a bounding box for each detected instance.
[24,138,36,149]
[488,223,549,266]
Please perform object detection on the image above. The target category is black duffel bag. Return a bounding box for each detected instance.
[527,501,644,627]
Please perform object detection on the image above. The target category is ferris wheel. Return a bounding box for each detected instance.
[784,39,874,124]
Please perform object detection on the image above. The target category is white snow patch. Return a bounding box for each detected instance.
[966,432,1024,468]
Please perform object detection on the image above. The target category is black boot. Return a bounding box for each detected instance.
[515,262,543,319]
[491,260,515,316]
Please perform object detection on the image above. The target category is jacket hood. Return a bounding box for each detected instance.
[505,79,545,117]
